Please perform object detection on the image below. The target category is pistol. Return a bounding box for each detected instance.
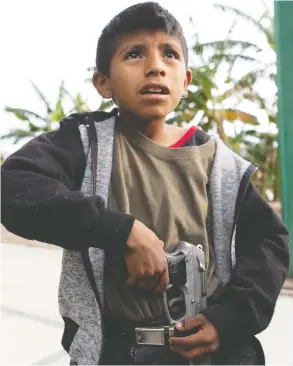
[135,241,207,346]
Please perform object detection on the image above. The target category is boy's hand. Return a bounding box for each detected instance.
[169,314,220,361]
[125,220,169,292]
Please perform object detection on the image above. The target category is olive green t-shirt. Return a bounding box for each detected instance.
[104,122,219,323]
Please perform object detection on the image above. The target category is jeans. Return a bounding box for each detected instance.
[100,338,189,365]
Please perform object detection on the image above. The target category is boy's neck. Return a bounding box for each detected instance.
[117,111,185,147]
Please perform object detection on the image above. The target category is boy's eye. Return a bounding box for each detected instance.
[125,51,142,59]
[164,50,179,59]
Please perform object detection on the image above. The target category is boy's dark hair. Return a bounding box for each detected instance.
[96,2,188,76]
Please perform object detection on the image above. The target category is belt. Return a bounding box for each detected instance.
[104,318,200,346]
[102,319,202,365]
[104,318,171,345]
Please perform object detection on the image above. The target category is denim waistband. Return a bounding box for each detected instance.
[101,339,188,365]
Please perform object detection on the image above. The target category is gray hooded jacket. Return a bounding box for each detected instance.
[58,115,257,365]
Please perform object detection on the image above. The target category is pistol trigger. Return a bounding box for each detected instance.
[197,252,205,272]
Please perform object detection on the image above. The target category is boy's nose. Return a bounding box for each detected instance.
[146,67,166,78]
[145,57,166,78]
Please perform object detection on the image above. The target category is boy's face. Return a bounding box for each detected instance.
[93,30,192,122]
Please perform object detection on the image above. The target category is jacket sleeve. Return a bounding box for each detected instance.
[1,115,134,252]
[201,182,289,345]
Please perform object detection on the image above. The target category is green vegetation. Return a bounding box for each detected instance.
[2,80,90,143]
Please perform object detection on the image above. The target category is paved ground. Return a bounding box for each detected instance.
[1,243,69,365]
[1,241,293,365]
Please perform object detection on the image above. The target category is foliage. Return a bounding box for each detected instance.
[2,80,90,143]
[206,2,278,200]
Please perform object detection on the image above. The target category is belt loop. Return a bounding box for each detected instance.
[164,326,169,347]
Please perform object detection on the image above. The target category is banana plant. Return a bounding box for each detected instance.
[2,80,90,143]
[170,60,260,143]
[194,3,279,200]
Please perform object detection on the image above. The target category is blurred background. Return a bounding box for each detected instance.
[1,0,292,364]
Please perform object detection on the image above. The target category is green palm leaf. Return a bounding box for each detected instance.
[213,4,274,49]
[51,100,65,122]
[191,67,217,91]
[0,129,37,144]
[99,99,115,111]
[4,107,48,123]
[58,80,66,101]
[3,81,91,144]
[29,80,52,114]
[209,53,261,65]
[194,40,263,54]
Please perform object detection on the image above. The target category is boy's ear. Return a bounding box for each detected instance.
[92,72,113,99]
[182,69,192,97]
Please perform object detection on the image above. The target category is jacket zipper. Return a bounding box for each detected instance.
[84,115,105,364]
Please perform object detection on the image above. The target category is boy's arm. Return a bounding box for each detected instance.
[1,116,134,253]
[200,182,289,344]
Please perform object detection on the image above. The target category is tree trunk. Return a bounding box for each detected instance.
[217,118,226,142]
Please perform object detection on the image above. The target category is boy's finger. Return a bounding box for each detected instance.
[137,273,160,291]
[154,267,169,293]
[175,314,206,331]
[126,274,140,287]
[169,330,207,349]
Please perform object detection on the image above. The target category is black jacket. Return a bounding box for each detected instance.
[1,111,289,363]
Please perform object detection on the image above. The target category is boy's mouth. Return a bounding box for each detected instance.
[139,83,170,95]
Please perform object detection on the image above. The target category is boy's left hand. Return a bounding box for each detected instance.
[169,314,220,361]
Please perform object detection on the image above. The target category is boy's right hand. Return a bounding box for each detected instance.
[125,220,169,293]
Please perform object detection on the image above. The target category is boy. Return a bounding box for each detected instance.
[1,2,289,365]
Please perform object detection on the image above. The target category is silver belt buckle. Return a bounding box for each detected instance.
[135,326,174,346]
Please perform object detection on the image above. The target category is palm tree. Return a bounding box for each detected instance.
[2,80,90,143]
[211,2,276,113]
